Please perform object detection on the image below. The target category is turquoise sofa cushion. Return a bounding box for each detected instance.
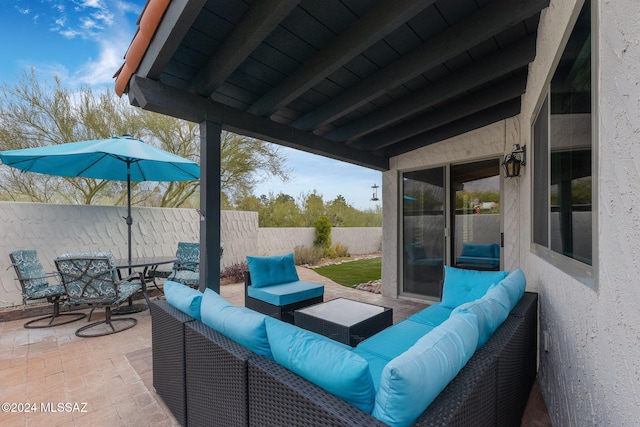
[246,252,299,288]
[164,280,203,320]
[265,317,376,413]
[247,280,324,306]
[497,268,526,309]
[440,266,509,309]
[407,303,453,327]
[352,347,392,390]
[452,284,510,348]
[356,319,435,361]
[372,311,479,427]
[460,243,499,258]
[200,289,272,358]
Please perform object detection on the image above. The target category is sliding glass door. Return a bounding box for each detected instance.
[401,159,501,299]
[402,167,445,299]
[451,159,501,271]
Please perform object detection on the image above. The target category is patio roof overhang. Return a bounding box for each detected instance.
[115,0,549,172]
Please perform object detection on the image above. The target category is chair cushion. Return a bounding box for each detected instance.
[168,269,200,287]
[265,317,376,413]
[440,266,509,309]
[247,280,324,306]
[407,303,453,327]
[246,253,299,288]
[372,311,479,427]
[497,268,526,309]
[200,289,272,357]
[164,281,203,320]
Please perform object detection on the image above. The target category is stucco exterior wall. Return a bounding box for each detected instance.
[383,0,640,424]
[519,0,640,425]
[0,202,381,308]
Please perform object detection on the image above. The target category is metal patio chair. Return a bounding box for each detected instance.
[55,252,142,337]
[9,249,86,328]
[166,242,201,288]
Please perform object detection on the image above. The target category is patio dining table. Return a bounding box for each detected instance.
[112,256,177,314]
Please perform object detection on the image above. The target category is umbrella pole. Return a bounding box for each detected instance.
[126,162,133,274]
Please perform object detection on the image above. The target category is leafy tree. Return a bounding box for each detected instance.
[0,70,290,209]
[233,191,382,227]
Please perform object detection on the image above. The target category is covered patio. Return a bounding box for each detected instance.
[110,0,640,425]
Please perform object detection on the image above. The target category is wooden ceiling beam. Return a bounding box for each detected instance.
[247,0,437,117]
[290,0,549,132]
[326,34,537,143]
[354,72,527,151]
[382,99,522,157]
[128,76,389,170]
[188,0,301,97]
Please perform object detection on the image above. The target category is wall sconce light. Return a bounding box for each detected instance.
[371,184,379,201]
[502,144,526,178]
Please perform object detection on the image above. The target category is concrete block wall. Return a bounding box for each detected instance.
[0,202,381,307]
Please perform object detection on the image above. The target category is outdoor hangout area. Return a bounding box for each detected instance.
[3,0,640,425]
[0,260,549,426]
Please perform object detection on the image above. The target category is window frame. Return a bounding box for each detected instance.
[529,0,598,290]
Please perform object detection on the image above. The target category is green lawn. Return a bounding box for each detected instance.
[313,257,381,287]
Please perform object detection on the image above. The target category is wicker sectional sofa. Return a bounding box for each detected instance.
[151,270,537,427]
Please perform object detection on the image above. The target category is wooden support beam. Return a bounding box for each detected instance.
[128,76,389,170]
[199,120,222,293]
[383,99,522,157]
[354,72,528,150]
[247,0,437,117]
[290,0,549,131]
[326,34,537,143]
[188,0,301,96]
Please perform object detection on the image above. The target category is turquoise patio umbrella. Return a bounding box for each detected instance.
[0,135,200,264]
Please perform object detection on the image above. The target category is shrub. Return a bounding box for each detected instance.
[220,261,248,283]
[332,242,350,258]
[294,245,324,265]
[313,215,332,252]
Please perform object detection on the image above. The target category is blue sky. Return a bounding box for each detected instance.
[0,0,382,211]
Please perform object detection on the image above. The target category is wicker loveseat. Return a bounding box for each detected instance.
[151,274,537,427]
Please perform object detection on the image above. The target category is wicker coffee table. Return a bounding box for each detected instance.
[294,298,393,346]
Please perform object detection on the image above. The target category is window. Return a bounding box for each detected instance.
[532,0,594,282]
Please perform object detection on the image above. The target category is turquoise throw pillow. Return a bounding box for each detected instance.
[452,284,510,349]
[372,311,479,427]
[265,317,376,413]
[164,280,203,320]
[497,268,526,308]
[200,289,271,357]
[440,266,509,309]
[246,252,299,288]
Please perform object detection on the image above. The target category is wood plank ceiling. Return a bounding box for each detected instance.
[123,0,550,171]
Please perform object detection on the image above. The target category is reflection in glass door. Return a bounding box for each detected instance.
[402,168,445,299]
[451,159,501,271]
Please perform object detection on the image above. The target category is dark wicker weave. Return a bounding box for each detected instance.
[244,271,323,323]
[248,356,388,427]
[184,320,254,427]
[149,300,195,427]
[246,292,538,427]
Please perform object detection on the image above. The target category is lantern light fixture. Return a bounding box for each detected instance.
[502,144,526,178]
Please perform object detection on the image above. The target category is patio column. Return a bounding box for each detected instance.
[199,120,222,293]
